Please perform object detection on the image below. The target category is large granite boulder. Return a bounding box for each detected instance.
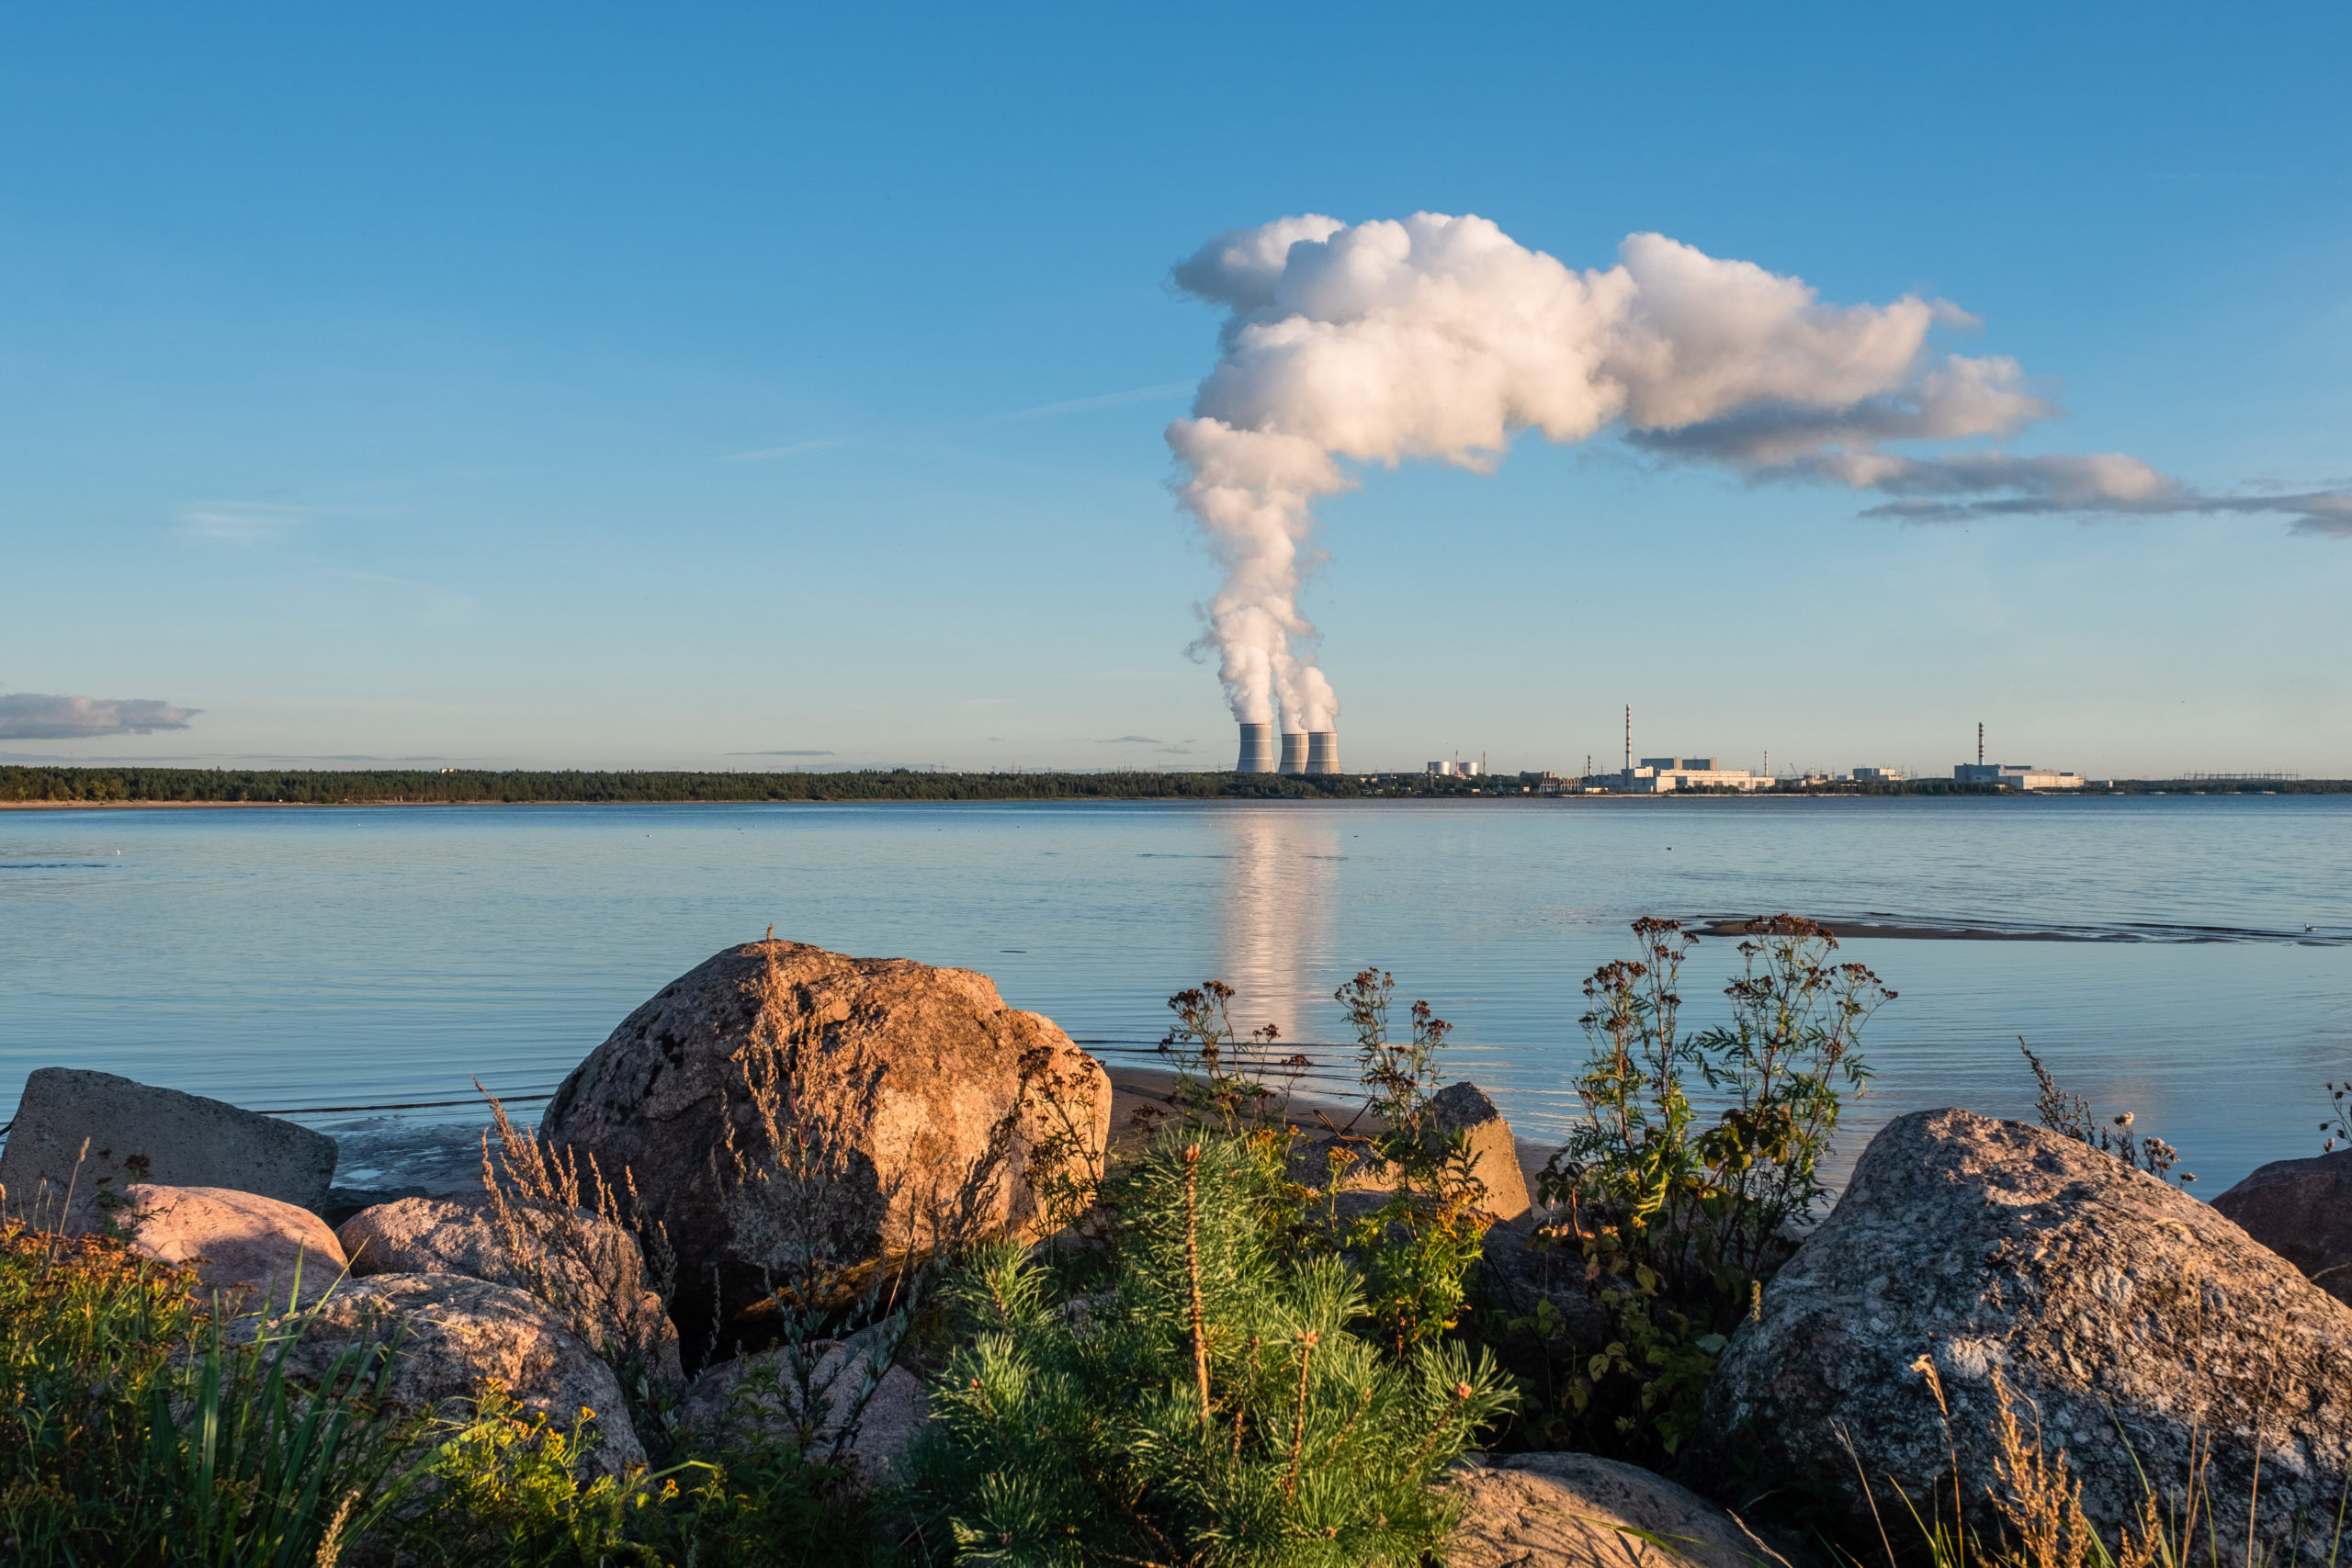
[120,1183,346,1308]
[1703,1109,2352,1551]
[273,1275,644,1473]
[2212,1150,2352,1305]
[1446,1451,1764,1568]
[0,1068,336,1226]
[540,939,1111,1336]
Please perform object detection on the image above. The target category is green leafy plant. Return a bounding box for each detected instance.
[1518,915,1888,1457]
[1329,969,1493,1357]
[914,1128,1513,1567]
[380,1378,914,1568]
[1156,980,1305,1134]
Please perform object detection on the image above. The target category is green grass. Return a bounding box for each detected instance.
[0,1222,902,1568]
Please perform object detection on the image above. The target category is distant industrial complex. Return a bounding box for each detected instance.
[1233,714,2088,792]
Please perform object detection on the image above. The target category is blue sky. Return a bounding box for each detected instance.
[4,3,2346,778]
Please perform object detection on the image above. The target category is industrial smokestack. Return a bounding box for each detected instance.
[1236,722,1275,773]
[1278,731,1307,775]
[1306,731,1340,775]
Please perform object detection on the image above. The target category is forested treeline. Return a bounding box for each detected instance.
[0,766,1379,804]
[2,766,2342,805]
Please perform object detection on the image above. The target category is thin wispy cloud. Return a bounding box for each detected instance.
[1097,734,1162,744]
[726,749,836,756]
[0,692,198,739]
[719,437,847,463]
[991,381,1194,423]
[306,563,477,621]
[176,501,311,544]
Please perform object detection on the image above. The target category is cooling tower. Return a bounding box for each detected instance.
[1235,722,1276,773]
[1278,731,1307,774]
[1305,731,1340,775]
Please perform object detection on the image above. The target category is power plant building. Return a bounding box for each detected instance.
[1618,756,1771,794]
[1954,762,2084,790]
[1237,723,1340,775]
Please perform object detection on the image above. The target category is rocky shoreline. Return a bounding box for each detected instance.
[6,934,2348,1565]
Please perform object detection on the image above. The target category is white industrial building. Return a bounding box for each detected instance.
[1954,762,2085,790]
[1618,756,1773,794]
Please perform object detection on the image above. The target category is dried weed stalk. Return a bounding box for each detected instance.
[477,1085,678,1433]
[1018,1038,1107,1248]
[2019,1041,2187,1183]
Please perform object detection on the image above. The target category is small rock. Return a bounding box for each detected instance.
[119,1183,346,1307]
[276,1275,644,1474]
[339,1195,514,1279]
[2211,1149,2352,1305]
[1286,1081,1532,1224]
[1433,1082,1534,1223]
[1446,1451,1762,1568]
[0,1068,337,1226]
[337,1194,680,1392]
[679,1340,928,1483]
[1476,1226,1611,1347]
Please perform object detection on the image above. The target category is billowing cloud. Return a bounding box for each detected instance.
[0,692,199,739]
[1168,211,2350,728]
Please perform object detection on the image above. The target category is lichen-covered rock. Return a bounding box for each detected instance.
[0,1068,337,1227]
[338,1194,646,1285]
[277,1275,643,1473]
[679,1341,929,1483]
[338,1195,502,1278]
[336,1195,681,1391]
[120,1183,346,1307]
[1702,1109,2352,1551]
[539,939,1110,1334]
[2212,1149,2352,1306]
[1446,1451,1762,1568]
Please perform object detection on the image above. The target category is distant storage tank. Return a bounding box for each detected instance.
[1306,731,1340,775]
[1235,722,1276,773]
[1278,731,1307,774]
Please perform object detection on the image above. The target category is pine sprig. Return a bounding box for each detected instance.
[913,1129,1514,1566]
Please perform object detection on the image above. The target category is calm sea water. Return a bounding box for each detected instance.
[4,796,2349,1194]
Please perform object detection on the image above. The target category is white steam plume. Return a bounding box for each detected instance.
[1167,212,2350,728]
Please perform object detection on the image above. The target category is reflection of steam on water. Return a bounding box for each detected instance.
[1216,809,1339,1046]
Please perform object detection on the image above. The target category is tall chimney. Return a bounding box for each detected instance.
[1278,731,1307,774]
[1236,722,1275,773]
[1306,730,1340,775]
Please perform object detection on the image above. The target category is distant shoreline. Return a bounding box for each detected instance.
[5,763,2346,809]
